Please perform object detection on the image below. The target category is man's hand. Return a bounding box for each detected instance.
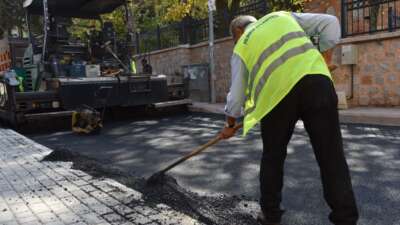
[219,116,242,139]
[219,126,238,139]
[322,49,338,72]
[328,64,338,72]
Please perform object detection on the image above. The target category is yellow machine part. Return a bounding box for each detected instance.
[72,108,103,134]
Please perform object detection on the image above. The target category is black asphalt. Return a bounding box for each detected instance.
[29,112,400,225]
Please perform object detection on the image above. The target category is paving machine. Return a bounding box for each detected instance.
[0,0,189,126]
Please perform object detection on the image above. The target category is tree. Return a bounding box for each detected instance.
[212,0,309,36]
[72,0,310,39]
[268,0,310,12]
[163,0,208,22]
[0,0,26,37]
[214,0,242,36]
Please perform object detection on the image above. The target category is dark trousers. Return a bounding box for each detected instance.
[259,75,359,225]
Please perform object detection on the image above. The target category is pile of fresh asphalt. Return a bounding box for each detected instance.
[42,148,260,225]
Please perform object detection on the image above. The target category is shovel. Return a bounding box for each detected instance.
[146,123,243,185]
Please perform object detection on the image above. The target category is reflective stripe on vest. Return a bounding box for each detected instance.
[247,31,307,95]
[234,11,331,135]
[244,42,315,115]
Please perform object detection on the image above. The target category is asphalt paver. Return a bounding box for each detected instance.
[29,112,400,225]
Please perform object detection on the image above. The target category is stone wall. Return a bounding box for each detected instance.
[305,0,400,107]
[135,37,234,103]
[335,34,400,106]
[135,1,400,107]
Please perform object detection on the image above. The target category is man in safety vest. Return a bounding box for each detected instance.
[131,59,137,74]
[219,12,359,225]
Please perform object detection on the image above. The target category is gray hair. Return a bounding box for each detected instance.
[230,15,257,36]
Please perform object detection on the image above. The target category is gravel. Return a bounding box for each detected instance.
[42,149,260,225]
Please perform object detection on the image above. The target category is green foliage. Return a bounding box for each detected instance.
[69,6,129,41]
[0,0,26,36]
[69,19,101,41]
[268,0,310,12]
[163,0,208,22]
[0,0,309,41]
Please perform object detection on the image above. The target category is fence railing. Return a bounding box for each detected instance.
[341,0,400,37]
[136,0,268,54]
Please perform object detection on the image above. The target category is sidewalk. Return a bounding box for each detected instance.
[0,128,203,225]
[189,102,400,127]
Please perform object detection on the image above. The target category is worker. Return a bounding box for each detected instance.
[219,12,359,225]
[141,58,153,74]
[131,59,137,74]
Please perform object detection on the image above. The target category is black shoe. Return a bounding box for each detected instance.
[257,212,281,225]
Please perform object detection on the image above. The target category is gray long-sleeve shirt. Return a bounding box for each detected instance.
[224,12,341,118]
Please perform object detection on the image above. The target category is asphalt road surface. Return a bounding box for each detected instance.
[29,112,400,225]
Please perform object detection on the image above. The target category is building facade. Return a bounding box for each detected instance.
[136,0,400,107]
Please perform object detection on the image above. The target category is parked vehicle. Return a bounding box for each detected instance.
[0,0,189,126]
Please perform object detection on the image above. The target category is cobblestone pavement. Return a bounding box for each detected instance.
[0,128,203,225]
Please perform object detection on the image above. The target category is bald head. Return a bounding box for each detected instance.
[230,15,257,43]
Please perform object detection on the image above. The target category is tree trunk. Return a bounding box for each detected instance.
[215,0,243,37]
[230,0,241,15]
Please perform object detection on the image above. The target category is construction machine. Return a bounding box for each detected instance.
[0,0,189,126]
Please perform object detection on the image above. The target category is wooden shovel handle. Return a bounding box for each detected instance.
[233,123,243,131]
[160,123,243,174]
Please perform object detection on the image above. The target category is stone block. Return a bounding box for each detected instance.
[80,184,98,193]
[0,208,14,222]
[70,203,92,215]
[9,202,31,214]
[374,75,385,85]
[396,63,400,71]
[17,215,39,224]
[93,180,117,193]
[109,191,143,205]
[113,204,134,216]
[369,87,380,95]
[28,201,51,214]
[388,74,397,83]
[71,189,92,200]
[71,179,89,187]
[60,196,81,208]
[127,212,153,224]
[379,63,389,71]
[361,76,372,85]
[359,96,370,106]
[102,213,125,224]
[46,200,69,214]
[81,212,108,224]
[57,211,82,224]
[90,203,114,216]
[35,211,60,224]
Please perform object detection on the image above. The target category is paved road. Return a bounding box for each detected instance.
[30,112,400,225]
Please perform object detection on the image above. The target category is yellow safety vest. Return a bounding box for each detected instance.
[234,11,332,135]
[131,60,137,74]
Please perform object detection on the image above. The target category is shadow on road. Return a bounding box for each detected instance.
[28,112,400,225]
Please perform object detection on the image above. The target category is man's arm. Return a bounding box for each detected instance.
[292,12,341,69]
[220,54,248,139]
[224,54,248,118]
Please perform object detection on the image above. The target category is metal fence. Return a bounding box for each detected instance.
[342,0,400,37]
[136,0,268,54]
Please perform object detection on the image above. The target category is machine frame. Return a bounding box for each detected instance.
[0,0,189,126]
